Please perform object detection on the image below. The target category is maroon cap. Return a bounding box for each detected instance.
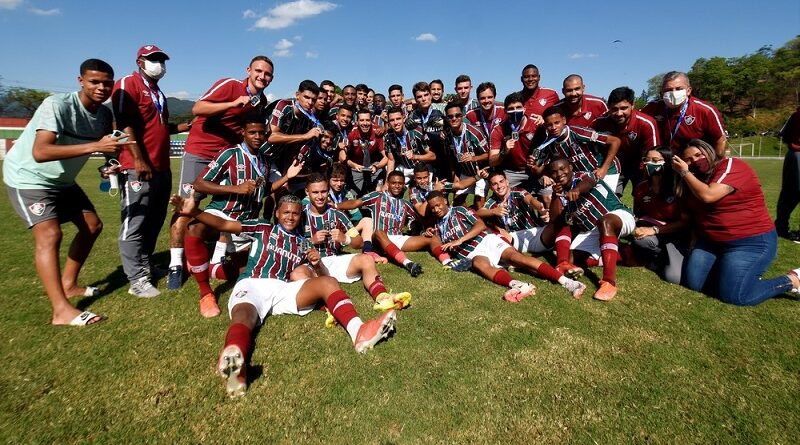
[136,45,169,60]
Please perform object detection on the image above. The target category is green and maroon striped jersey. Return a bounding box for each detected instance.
[445,122,488,177]
[409,184,432,206]
[559,172,631,232]
[202,143,267,220]
[384,127,429,170]
[533,125,620,175]
[301,205,354,258]
[361,191,418,235]
[239,221,308,280]
[435,206,489,259]
[483,188,540,232]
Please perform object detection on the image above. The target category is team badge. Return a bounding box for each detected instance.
[130,181,143,193]
[654,115,665,122]
[143,45,154,51]
[182,183,194,194]
[526,133,534,141]
[583,111,592,121]
[684,115,695,125]
[494,118,502,125]
[236,163,246,172]
[642,196,652,203]
[539,98,547,106]
[628,131,638,141]
[28,202,45,216]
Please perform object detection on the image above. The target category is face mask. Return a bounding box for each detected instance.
[662,89,687,107]
[688,157,710,175]
[142,60,166,80]
[644,161,664,177]
[508,110,524,125]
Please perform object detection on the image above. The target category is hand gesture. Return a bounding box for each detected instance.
[305,127,322,140]
[329,228,344,243]
[286,159,304,178]
[235,179,257,195]
[311,229,329,244]
[672,156,689,174]
[233,96,250,108]
[305,248,321,266]
[170,191,197,216]
[531,114,544,126]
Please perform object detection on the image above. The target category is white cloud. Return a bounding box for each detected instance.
[0,0,21,9]
[305,51,318,59]
[166,91,192,100]
[251,0,337,30]
[415,33,437,43]
[29,7,60,15]
[274,38,294,57]
[568,53,599,59]
[293,35,302,41]
[242,9,256,18]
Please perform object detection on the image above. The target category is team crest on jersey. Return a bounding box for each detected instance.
[28,202,45,216]
[684,115,695,125]
[182,183,194,194]
[627,131,638,141]
[526,133,534,141]
[494,118,502,125]
[584,111,592,121]
[130,180,143,193]
[539,98,547,106]
[236,164,246,172]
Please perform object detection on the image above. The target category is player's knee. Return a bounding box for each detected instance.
[35,224,62,248]
[86,218,103,237]
[316,275,340,292]
[600,215,621,236]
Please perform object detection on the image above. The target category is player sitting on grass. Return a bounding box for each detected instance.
[300,173,411,312]
[184,119,304,318]
[172,192,397,398]
[546,157,635,301]
[425,191,586,301]
[337,171,469,276]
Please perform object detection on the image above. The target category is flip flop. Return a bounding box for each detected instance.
[68,311,106,326]
[83,286,99,297]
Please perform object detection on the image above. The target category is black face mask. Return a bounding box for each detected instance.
[508,110,524,125]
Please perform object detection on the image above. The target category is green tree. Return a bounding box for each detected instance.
[772,35,800,105]
[689,57,736,113]
[645,73,667,101]
[4,87,51,116]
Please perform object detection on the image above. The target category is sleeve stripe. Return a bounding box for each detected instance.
[694,99,726,135]
[198,78,240,101]
[716,158,733,183]
[635,114,659,145]
[115,75,134,115]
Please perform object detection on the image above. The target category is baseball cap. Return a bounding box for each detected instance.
[137,45,170,60]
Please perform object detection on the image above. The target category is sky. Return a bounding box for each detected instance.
[0,0,798,105]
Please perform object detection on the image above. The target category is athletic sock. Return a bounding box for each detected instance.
[224,323,252,358]
[210,241,227,264]
[384,243,410,265]
[367,277,388,300]
[362,241,374,253]
[169,247,184,268]
[536,262,563,283]
[431,245,451,263]
[555,226,573,264]
[325,290,361,341]
[210,261,239,281]
[492,270,513,287]
[185,235,213,297]
[600,235,619,286]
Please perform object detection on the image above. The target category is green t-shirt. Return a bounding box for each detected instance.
[3,92,113,189]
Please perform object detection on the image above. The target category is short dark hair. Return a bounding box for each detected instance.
[298,80,320,94]
[80,58,114,76]
[355,83,369,93]
[375,93,385,101]
[476,82,496,97]
[242,112,267,126]
[455,74,471,85]
[607,87,635,106]
[338,104,355,115]
[356,108,372,118]
[306,172,328,187]
[546,156,570,172]
[542,106,564,120]
[387,170,405,181]
[412,81,430,96]
[413,163,429,174]
[250,55,274,69]
[330,162,348,178]
[444,101,462,113]
[388,84,403,94]
[320,79,335,89]
[386,106,404,117]
[522,64,539,74]
[426,190,446,202]
[430,79,444,88]
[503,92,524,109]
[487,169,506,182]
[342,84,355,92]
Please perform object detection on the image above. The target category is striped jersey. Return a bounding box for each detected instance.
[384,127,429,170]
[559,172,631,232]
[409,184,432,206]
[533,125,620,175]
[301,206,354,257]
[445,123,488,177]
[434,206,489,259]
[483,188,540,232]
[466,105,506,141]
[302,186,363,222]
[361,191,418,234]
[239,222,309,280]
[201,143,267,220]
[407,107,445,136]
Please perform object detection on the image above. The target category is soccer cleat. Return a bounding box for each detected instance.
[364,251,388,264]
[593,280,617,301]
[444,257,472,272]
[404,262,423,277]
[217,345,246,398]
[556,261,584,279]
[354,310,397,353]
[324,309,338,328]
[167,265,184,290]
[200,293,221,318]
[373,291,412,311]
[128,277,161,298]
[503,282,536,303]
[563,279,587,299]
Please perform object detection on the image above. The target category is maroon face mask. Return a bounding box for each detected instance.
[689,157,710,175]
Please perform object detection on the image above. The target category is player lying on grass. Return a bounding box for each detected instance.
[300,173,411,313]
[546,157,635,301]
[171,191,397,398]
[425,191,586,301]
[336,170,470,276]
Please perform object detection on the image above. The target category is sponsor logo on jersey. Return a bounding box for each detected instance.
[29,202,45,216]
[684,115,695,126]
[236,164,246,172]
[130,181,143,193]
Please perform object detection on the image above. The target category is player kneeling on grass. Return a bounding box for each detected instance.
[301,173,411,313]
[425,191,585,301]
[547,157,635,301]
[172,192,397,398]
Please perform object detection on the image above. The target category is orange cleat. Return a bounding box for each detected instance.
[354,310,397,353]
[593,280,617,301]
[200,293,221,318]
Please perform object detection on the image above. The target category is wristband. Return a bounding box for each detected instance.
[346,227,360,238]
[343,235,352,246]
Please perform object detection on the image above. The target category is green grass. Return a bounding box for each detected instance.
[1,158,799,444]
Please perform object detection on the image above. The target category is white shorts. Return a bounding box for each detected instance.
[388,234,411,249]
[228,277,313,324]
[320,254,361,283]
[511,227,547,254]
[204,209,254,252]
[454,177,487,198]
[601,173,620,195]
[570,209,635,259]
[467,233,512,268]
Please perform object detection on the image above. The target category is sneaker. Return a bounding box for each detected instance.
[789,269,800,294]
[200,293,221,318]
[593,280,617,301]
[217,345,246,398]
[373,291,412,311]
[563,279,587,299]
[444,257,472,272]
[167,265,183,290]
[556,261,584,279]
[503,282,536,302]
[404,262,423,277]
[354,310,397,353]
[128,277,161,298]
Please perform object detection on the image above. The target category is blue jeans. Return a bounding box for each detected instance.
[684,229,792,306]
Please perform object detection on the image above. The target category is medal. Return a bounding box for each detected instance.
[511,132,519,141]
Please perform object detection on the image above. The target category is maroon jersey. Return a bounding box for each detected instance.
[632,181,680,225]
[558,94,608,128]
[489,117,539,172]
[346,127,384,166]
[593,110,660,173]
[641,97,726,152]
[521,87,559,127]
[466,105,506,141]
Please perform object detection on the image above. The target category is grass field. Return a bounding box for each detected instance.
[1,158,799,444]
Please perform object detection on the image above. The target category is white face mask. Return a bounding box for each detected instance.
[142,60,166,80]
[663,89,687,107]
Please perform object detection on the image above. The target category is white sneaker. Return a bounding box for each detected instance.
[562,279,587,299]
[128,277,161,298]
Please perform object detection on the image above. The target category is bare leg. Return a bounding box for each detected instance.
[61,211,103,297]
